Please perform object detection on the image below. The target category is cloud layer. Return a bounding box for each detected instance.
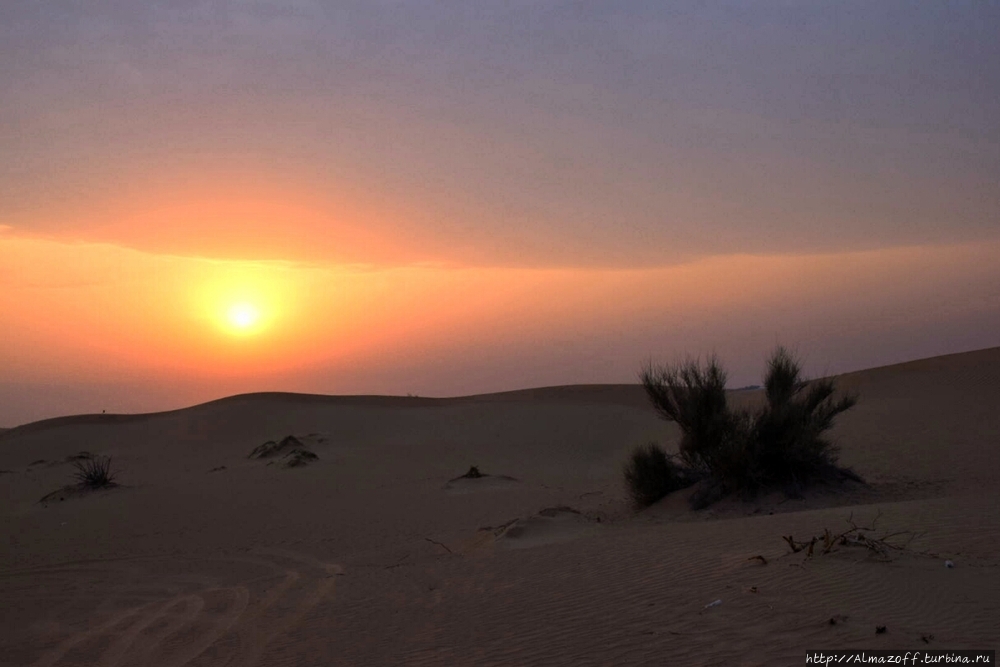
[3,2,998,267]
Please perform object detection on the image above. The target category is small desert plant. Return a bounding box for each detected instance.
[249,435,303,459]
[623,443,692,507]
[635,346,859,508]
[73,455,117,488]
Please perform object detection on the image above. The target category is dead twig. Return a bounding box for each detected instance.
[424,537,453,555]
[385,553,412,570]
[781,512,919,562]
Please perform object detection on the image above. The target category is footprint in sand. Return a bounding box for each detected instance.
[492,506,603,550]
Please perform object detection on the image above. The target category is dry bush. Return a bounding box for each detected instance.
[623,442,693,507]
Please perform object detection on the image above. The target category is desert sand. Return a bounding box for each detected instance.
[1,348,998,665]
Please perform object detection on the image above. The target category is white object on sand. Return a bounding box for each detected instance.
[945,560,955,568]
[705,599,723,608]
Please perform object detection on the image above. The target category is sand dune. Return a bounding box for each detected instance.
[1,348,998,665]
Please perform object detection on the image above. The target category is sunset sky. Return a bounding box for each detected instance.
[2,1,999,426]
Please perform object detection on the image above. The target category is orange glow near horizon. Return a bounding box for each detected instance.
[23,173,436,267]
[1,230,999,402]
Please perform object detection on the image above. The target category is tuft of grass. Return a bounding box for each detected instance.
[635,346,860,508]
[73,455,117,489]
[623,443,693,508]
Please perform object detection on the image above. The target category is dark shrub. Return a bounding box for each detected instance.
[73,455,117,488]
[640,356,731,475]
[635,347,860,507]
[749,347,860,496]
[623,442,692,507]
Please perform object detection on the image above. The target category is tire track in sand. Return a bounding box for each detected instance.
[12,549,341,667]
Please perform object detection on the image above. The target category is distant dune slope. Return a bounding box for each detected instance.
[1,346,997,494]
[3,345,998,436]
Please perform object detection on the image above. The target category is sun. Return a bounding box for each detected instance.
[196,269,289,339]
[227,302,261,331]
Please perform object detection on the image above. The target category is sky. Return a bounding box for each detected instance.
[2,1,999,426]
